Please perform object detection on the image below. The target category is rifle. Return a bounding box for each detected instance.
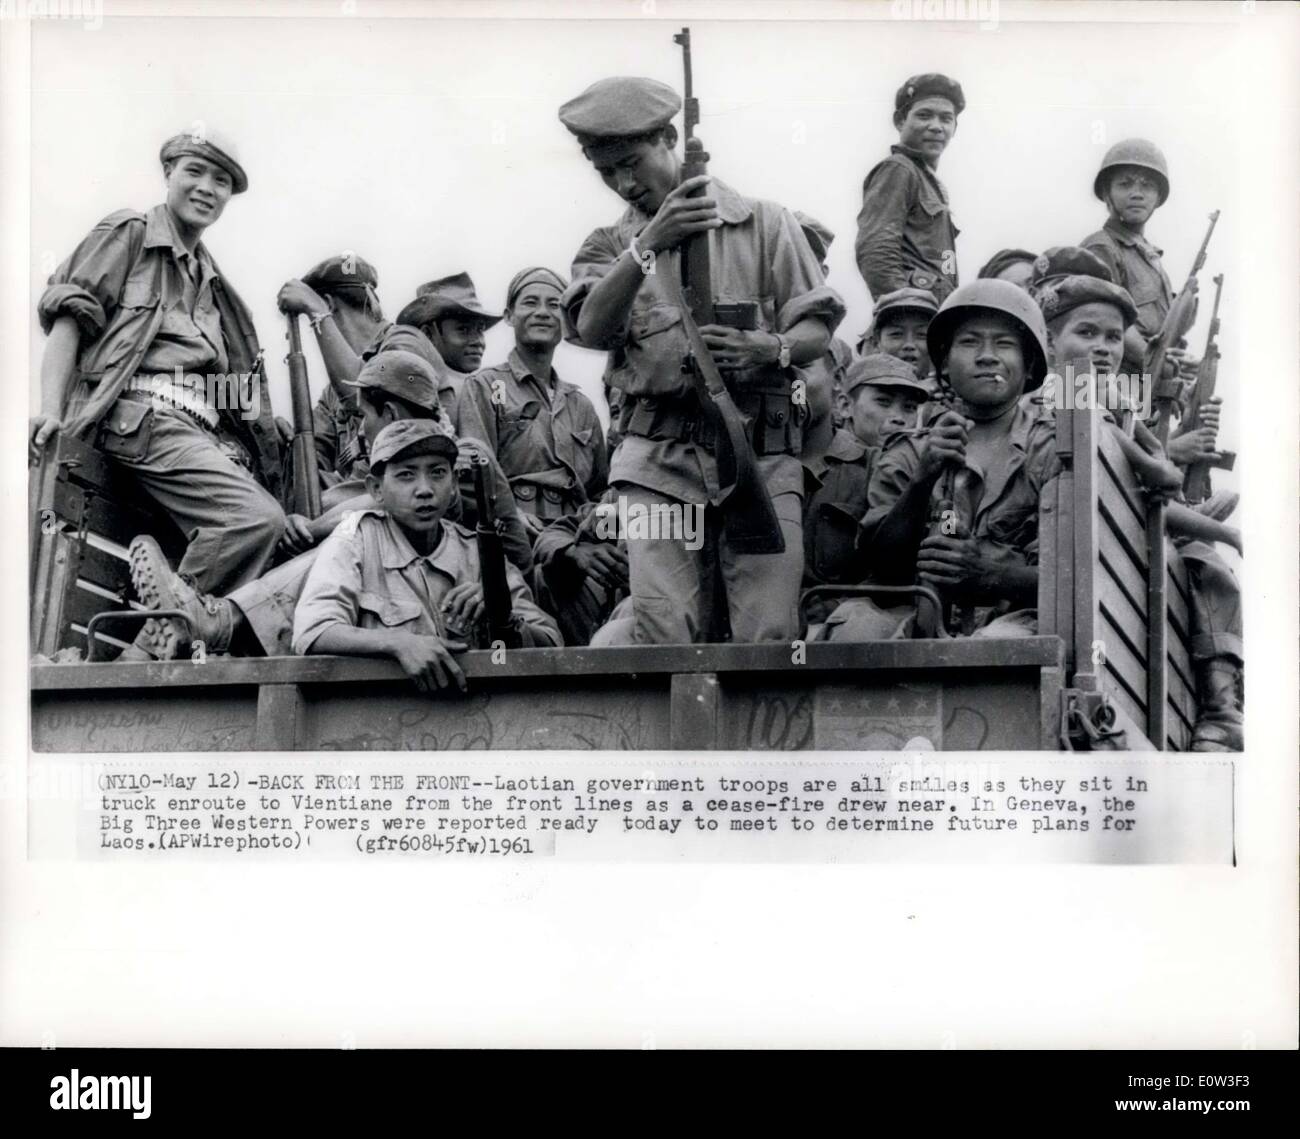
[670,26,784,556]
[285,314,322,518]
[471,455,521,649]
[913,387,973,638]
[1181,273,1234,504]
[1148,209,1218,445]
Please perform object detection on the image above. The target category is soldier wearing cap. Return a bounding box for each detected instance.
[558,75,845,645]
[821,280,1060,642]
[127,350,533,661]
[274,253,448,516]
[293,418,560,691]
[31,127,287,607]
[1034,268,1242,751]
[1080,139,1191,377]
[793,211,855,437]
[857,287,940,392]
[396,273,503,403]
[977,248,1039,290]
[855,73,964,304]
[804,354,930,591]
[457,267,608,534]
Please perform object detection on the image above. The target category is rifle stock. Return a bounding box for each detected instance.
[672,25,784,556]
[285,314,322,518]
[472,455,521,648]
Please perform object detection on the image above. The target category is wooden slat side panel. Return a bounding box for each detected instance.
[1097,428,1149,532]
[1099,609,1148,714]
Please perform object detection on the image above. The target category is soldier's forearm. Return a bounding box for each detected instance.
[40,316,81,418]
[307,625,402,659]
[575,253,645,347]
[1166,504,1239,549]
[866,480,935,580]
[313,318,364,394]
[784,317,830,366]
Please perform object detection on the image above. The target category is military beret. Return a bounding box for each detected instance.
[344,350,442,413]
[793,211,835,265]
[302,253,379,295]
[977,248,1038,281]
[895,73,965,119]
[368,417,458,472]
[159,127,248,194]
[559,77,681,147]
[506,266,567,309]
[1030,246,1113,287]
[844,353,932,397]
[1034,274,1138,329]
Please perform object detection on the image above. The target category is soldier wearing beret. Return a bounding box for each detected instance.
[457,267,608,535]
[855,73,964,304]
[856,287,940,397]
[275,254,449,517]
[292,418,560,692]
[977,248,1039,290]
[1034,267,1242,751]
[31,127,287,611]
[557,75,846,644]
[804,354,930,592]
[396,273,503,405]
[127,350,534,660]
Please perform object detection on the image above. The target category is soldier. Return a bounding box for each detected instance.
[1080,139,1195,380]
[855,73,964,303]
[804,353,930,592]
[977,248,1038,290]
[532,493,630,647]
[793,211,855,433]
[457,267,608,535]
[856,287,940,388]
[293,419,561,692]
[1034,269,1242,751]
[30,128,285,599]
[558,76,845,644]
[274,254,446,516]
[128,351,532,660]
[400,272,502,404]
[821,280,1057,642]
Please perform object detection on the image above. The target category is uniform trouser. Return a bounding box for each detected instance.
[621,485,804,644]
[226,549,320,656]
[819,599,1038,642]
[113,406,286,596]
[1177,540,1243,664]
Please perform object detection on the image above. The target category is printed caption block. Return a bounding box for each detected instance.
[28,755,1234,864]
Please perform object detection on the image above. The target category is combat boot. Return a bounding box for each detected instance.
[1189,657,1243,752]
[127,535,234,660]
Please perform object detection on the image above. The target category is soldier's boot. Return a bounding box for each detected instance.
[115,621,168,663]
[1189,657,1244,752]
[127,535,234,661]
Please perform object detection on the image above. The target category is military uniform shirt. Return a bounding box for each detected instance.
[1080,217,1174,341]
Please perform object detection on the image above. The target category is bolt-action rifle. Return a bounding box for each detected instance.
[285,314,321,518]
[1181,273,1234,504]
[472,455,521,649]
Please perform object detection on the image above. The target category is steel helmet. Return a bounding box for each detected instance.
[927,279,1050,393]
[1093,138,1169,205]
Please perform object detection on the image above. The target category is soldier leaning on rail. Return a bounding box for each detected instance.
[128,351,531,660]
[457,267,609,538]
[821,280,1059,642]
[292,419,561,693]
[803,354,930,604]
[1031,264,1242,751]
[275,253,446,481]
[854,73,964,304]
[558,76,845,645]
[30,129,286,603]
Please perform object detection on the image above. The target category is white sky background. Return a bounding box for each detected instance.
[29,1,1241,455]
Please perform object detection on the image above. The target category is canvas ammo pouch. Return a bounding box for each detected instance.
[96,397,154,461]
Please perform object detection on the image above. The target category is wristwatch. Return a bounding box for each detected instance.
[774,333,792,369]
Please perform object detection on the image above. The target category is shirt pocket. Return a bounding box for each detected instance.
[498,400,543,452]
[910,183,955,257]
[357,590,426,629]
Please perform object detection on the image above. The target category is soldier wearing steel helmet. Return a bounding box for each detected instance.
[817,280,1060,641]
[1081,139,1192,378]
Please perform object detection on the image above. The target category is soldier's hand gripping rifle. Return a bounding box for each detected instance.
[1148,209,1219,445]
[285,314,322,518]
[471,455,522,649]
[669,26,784,555]
[1181,273,1234,504]
[912,386,972,638]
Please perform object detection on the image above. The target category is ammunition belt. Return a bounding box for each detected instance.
[618,388,804,458]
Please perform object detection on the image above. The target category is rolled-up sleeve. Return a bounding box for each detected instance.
[859,437,923,540]
[854,161,914,300]
[562,226,626,349]
[291,520,365,654]
[504,560,563,647]
[37,213,139,339]
[767,206,846,336]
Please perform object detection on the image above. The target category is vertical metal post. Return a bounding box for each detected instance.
[1145,498,1169,749]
